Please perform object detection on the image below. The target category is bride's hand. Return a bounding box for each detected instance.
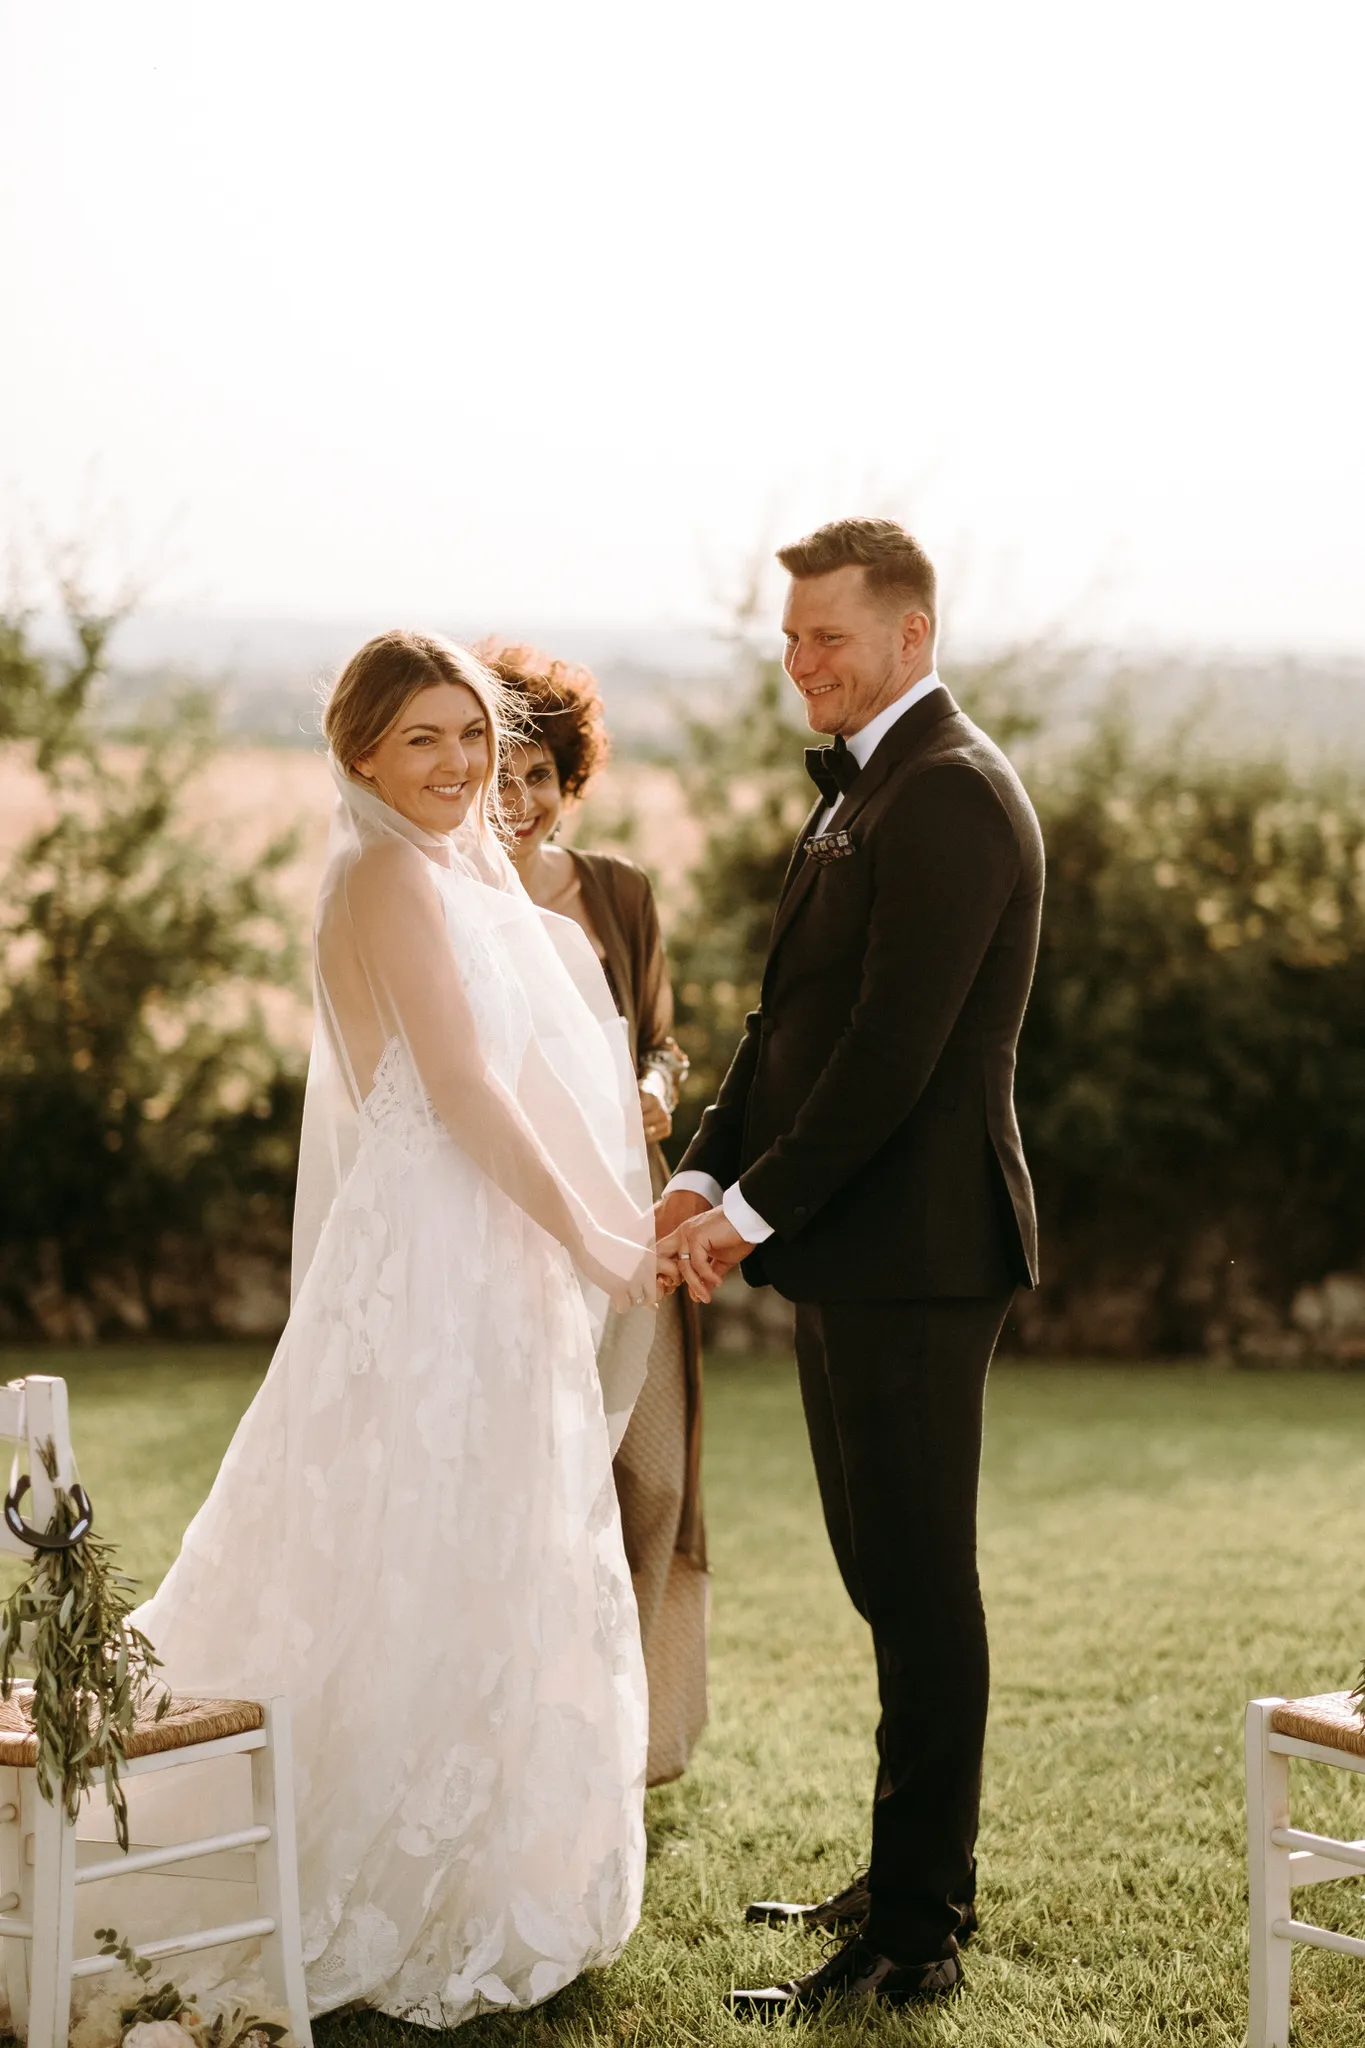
[654,1231,684,1297]
[579,1226,657,1314]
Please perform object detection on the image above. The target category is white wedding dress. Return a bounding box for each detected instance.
[124,767,656,2029]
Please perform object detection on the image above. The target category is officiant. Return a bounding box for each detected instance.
[484,639,708,1787]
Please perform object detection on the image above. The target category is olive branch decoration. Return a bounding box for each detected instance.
[92,1926,288,2047]
[0,1438,168,1850]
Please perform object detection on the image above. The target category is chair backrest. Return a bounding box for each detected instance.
[0,1376,80,1561]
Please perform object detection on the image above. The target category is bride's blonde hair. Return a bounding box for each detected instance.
[324,630,524,835]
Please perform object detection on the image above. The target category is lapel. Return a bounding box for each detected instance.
[765,687,961,965]
[773,793,825,909]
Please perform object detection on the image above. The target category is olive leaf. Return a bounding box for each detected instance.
[1,1440,165,1850]
[94,1926,289,2044]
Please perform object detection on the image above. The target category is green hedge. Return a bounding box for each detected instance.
[667,657,1365,1355]
[0,605,305,1339]
[5,609,1362,1355]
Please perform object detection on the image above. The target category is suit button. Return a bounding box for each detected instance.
[794,1204,808,1219]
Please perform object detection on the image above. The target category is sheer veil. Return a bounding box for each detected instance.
[95,751,654,2017]
[291,758,657,1449]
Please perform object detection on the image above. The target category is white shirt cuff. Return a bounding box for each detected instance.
[721,1181,774,1245]
[664,1170,724,1208]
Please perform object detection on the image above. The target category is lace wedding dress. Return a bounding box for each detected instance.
[126,766,656,2029]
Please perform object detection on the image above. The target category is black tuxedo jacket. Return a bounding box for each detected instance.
[677,686,1044,1301]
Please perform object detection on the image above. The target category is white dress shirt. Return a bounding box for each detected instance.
[666,671,944,1244]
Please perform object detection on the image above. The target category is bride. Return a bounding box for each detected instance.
[131,631,665,2029]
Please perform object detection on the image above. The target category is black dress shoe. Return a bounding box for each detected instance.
[728,1935,963,2019]
[745,1870,978,1946]
[745,1870,871,1933]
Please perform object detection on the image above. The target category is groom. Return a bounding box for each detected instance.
[657,518,1044,2016]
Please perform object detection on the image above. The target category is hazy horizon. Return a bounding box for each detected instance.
[29,604,1362,764]
[4,2,1364,654]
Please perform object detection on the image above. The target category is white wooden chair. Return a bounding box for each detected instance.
[1246,1690,1365,2047]
[0,1375,312,2048]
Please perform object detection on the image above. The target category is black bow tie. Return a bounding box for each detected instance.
[804,736,860,808]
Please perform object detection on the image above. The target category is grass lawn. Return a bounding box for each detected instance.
[4,1345,1365,2046]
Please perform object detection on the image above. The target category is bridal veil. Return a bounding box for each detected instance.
[74,744,659,2028]
[293,759,658,1447]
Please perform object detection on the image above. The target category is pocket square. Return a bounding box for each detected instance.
[807,828,856,865]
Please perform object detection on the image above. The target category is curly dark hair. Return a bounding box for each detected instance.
[473,639,611,802]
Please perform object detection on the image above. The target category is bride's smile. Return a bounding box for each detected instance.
[352,677,490,834]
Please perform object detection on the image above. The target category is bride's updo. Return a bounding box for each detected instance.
[324,630,522,834]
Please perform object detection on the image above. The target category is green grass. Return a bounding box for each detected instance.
[5,1346,1365,2046]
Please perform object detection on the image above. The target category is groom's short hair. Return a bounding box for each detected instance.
[777,518,937,626]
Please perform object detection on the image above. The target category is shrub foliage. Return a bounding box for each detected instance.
[667,652,1365,1354]
[0,598,305,1337]
[4,604,1362,1355]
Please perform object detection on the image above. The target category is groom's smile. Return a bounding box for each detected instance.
[781,562,936,739]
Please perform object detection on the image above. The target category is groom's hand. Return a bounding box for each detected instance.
[653,1188,711,1241]
[673,1206,754,1304]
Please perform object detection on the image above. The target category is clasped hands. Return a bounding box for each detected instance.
[653,1189,754,1306]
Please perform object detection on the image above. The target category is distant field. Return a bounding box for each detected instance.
[0,749,703,1056]
[0,750,699,909]
[4,1349,1365,2046]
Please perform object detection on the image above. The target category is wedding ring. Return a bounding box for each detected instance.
[680,1252,691,1262]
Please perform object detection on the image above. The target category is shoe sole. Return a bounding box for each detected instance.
[743,1902,977,1946]
[744,1902,868,1932]
[727,1975,963,2021]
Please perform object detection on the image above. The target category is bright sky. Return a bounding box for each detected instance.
[3,0,1363,651]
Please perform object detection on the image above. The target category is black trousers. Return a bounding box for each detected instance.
[793,1292,1013,1964]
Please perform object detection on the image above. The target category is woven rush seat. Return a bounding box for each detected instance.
[0,1692,264,1768]
[1269,1691,1365,1759]
[0,1380,309,2048]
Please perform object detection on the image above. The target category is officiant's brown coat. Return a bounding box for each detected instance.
[569,848,707,1787]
